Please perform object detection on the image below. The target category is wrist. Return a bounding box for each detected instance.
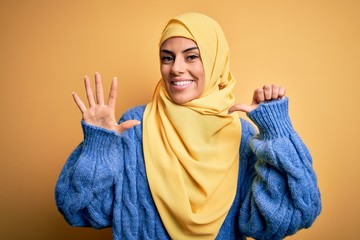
[247,98,295,139]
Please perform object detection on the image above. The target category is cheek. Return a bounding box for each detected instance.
[160,66,165,77]
[197,70,206,96]
[160,65,170,79]
[196,65,205,87]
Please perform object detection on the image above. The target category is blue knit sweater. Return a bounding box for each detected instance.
[55,98,321,240]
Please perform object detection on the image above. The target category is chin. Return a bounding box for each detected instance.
[171,98,189,105]
[170,95,193,105]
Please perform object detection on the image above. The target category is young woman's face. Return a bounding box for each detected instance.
[160,37,205,104]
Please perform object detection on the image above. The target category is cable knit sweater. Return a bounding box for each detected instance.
[55,98,321,240]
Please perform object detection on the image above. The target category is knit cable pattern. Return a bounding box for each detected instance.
[55,99,321,240]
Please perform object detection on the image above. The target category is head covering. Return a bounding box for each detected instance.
[143,12,241,239]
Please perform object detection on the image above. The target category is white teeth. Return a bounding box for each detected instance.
[173,80,192,86]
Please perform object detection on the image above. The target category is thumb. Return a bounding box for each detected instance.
[228,104,256,114]
[117,120,141,133]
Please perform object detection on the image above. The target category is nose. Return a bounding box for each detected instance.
[171,57,185,75]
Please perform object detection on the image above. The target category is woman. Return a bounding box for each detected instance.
[55,12,321,239]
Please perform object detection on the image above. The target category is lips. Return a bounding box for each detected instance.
[172,80,193,86]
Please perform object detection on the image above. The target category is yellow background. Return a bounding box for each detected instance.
[1,0,359,239]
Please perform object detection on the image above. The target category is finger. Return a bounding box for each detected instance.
[117,120,141,133]
[84,75,96,107]
[72,92,87,113]
[271,84,280,99]
[95,72,105,105]
[228,104,255,114]
[108,77,118,109]
[255,88,265,103]
[263,84,272,100]
[278,86,286,99]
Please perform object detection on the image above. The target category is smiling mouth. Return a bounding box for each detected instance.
[171,80,194,86]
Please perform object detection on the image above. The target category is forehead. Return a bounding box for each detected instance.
[160,37,198,51]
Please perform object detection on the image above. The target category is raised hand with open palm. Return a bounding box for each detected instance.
[72,72,140,133]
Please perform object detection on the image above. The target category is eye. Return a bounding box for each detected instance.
[161,55,174,63]
[186,54,199,62]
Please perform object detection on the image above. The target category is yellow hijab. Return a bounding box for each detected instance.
[143,12,241,239]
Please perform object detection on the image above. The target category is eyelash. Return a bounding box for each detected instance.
[161,56,174,63]
[160,55,199,63]
[187,55,199,60]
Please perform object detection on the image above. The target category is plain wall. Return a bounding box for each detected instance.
[1,0,359,239]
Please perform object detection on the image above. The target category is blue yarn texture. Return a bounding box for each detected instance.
[55,98,321,240]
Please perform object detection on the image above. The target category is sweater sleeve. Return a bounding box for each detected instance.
[55,122,123,229]
[238,98,321,240]
[55,106,145,229]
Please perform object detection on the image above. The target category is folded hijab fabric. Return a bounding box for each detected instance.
[143,12,241,239]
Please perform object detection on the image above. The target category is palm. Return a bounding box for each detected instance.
[82,104,117,130]
[72,73,140,133]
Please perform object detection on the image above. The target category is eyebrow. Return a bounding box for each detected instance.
[160,47,199,54]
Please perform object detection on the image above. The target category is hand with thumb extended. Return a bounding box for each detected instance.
[72,72,140,134]
[228,84,286,114]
